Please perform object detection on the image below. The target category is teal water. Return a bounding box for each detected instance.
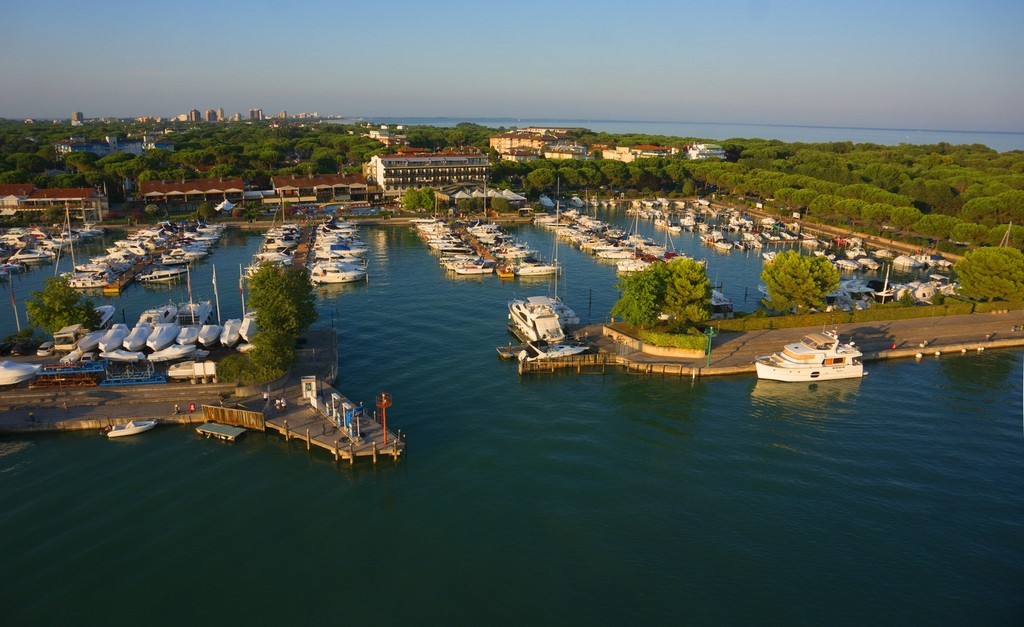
[1,221,1023,624]
[357,117,1024,152]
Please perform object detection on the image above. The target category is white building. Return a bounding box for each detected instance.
[687,143,726,160]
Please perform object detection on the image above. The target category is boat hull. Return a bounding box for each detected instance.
[755,359,864,382]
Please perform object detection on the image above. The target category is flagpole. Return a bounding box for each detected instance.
[239,263,246,316]
[212,264,221,325]
[10,276,19,332]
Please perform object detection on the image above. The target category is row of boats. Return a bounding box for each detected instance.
[245,218,369,285]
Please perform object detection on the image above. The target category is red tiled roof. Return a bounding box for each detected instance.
[0,184,36,196]
[139,177,244,194]
[26,187,95,200]
[633,144,667,151]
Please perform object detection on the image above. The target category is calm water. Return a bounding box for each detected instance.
[2,220,1023,624]
[353,117,1024,153]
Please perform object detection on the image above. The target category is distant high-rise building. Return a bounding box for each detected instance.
[70,111,84,126]
[205,108,217,122]
[248,108,264,121]
[188,109,201,122]
[279,110,287,119]
[216,107,224,122]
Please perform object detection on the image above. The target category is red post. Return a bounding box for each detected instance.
[376,392,392,446]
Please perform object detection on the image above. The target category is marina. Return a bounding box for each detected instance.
[1,211,1022,624]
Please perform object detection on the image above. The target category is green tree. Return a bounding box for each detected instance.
[25,276,101,334]
[761,250,840,312]
[197,201,214,221]
[954,247,1024,302]
[610,262,669,328]
[661,258,711,330]
[245,265,318,378]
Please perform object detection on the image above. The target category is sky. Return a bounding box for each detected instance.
[2,0,1022,132]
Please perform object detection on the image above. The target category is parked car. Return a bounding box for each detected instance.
[0,341,13,356]
[36,341,55,357]
[9,341,39,356]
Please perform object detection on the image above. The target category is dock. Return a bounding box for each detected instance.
[517,310,1024,377]
[196,422,247,441]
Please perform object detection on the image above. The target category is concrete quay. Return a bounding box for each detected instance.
[569,309,1024,378]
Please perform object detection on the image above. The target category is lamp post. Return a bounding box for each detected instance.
[704,326,718,367]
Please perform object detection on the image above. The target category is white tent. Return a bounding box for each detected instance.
[453,190,473,200]
[502,189,527,201]
[214,199,235,212]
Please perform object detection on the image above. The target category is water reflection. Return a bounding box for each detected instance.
[750,378,864,420]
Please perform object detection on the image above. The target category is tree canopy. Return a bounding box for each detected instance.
[237,265,318,380]
[760,250,840,313]
[661,258,712,330]
[610,263,670,328]
[25,276,102,334]
[953,247,1024,302]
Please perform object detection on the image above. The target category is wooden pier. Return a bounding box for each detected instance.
[196,422,247,441]
[262,392,404,465]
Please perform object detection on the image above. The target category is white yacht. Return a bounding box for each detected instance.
[754,330,865,382]
[176,325,200,345]
[138,265,188,283]
[508,296,575,344]
[309,261,368,284]
[0,361,41,386]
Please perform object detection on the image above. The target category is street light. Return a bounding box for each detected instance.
[704,326,718,367]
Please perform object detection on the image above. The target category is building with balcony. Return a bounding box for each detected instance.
[270,173,369,204]
[0,184,108,220]
[138,177,245,206]
[364,151,489,197]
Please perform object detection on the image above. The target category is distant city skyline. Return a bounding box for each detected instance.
[2,0,1022,133]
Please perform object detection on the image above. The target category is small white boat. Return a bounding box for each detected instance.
[239,315,258,343]
[122,322,153,352]
[77,330,105,353]
[176,325,200,345]
[198,324,222,348]
[105,419,159,438]
[101,349,147,362]
[167,360,196,380]
[220,319,242,347]
[148,343,196,362]
[146,323,181,352]
[0,360,41,385]
[98,324,130,353]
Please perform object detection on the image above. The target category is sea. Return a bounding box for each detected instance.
[346,117,1024,153]
[1,214,1022,625]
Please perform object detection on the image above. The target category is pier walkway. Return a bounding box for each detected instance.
[521,309,1024,376]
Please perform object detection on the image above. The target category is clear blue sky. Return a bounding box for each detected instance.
[2,0,1022,132]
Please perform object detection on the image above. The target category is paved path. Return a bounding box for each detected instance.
[582,309,1024,375]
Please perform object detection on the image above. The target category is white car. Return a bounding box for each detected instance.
[36,341,55,357]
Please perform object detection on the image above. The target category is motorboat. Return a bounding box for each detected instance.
[517,341,589,362]
[451,259,496,276]
[0,360,41,385]
[77,330,105,353]
[176,300,213,326]
[239,315,258,343]
[167,360,196,380]
[94,304,116,329]
[147,343,196,362]
[514,262,559,276]
[101,349,147,362]
[754,330,865,382]
[220,319,242,347]
[138,265,188,283]
[138,304,178,325]
[508,296,569,344]
[122,322,153,352]
[198,324,222,348]
[146,323,181,352]
[98,324,130,353]
[105,420,158,438]
[176,325,200,345]
[309,261,368,284]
